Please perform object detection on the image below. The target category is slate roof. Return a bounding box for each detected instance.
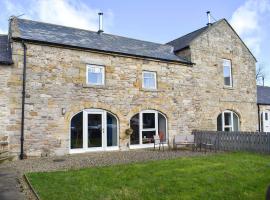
[166,26,209,52]
[0,35,13,65]
[257,86,270,105]
[11,18,191,64]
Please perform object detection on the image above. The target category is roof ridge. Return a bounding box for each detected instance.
[15,17,173,48]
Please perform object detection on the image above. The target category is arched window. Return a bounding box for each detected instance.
[70,109,118,152]
[130,110,167,146]
[71,111,83,149]
[217,110,239,131]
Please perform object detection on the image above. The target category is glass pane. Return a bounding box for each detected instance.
[224,112,231,126]
[223,66,231,86]
[224,127,231,132]
[143,113,155,129]
[130,114,139,145]
[144,78,155,88]
[233,113,239,131]
[88,67,103,85]
[158,113,166,141]
[217,114,222,131]
[70,112,83,149]
[143,72,156,89]
[88,114,102,147]
[107,113,117,147]
[142,131,155,144]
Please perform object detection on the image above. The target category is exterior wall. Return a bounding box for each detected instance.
[0,20,258,157]
[6,42,196,157]
[0,64,13,151]
[188,20,258,131]
[259,105,270,113]
[259,104,270,131]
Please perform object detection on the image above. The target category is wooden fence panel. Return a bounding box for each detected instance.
[192,130,270,153]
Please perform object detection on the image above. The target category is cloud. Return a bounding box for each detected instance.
[0,0,113,33]
[230,0,270,57]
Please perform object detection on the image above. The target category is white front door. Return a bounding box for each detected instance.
[84,109,105,151]
[262,112,270,132]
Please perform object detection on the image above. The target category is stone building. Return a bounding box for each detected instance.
[0,17,257,158]
[257,86,270,132]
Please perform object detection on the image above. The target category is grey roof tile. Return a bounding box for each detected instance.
[257,86,270,105]
[166,26,208,52]
[0,35,12,65]
[11,18,191,64]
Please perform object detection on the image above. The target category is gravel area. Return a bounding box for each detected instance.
[0,149,214,200]
[0,149,211,175]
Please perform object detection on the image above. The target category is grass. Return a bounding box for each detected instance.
[26,152,270,200]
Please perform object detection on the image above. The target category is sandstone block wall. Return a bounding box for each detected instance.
[178,20,258,131]
[5,42,196,156]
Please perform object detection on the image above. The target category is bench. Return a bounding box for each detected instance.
[173,134,197,151]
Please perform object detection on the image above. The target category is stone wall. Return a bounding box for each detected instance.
[7,42,196,157]
[186,20,258,131]
[0,19,258,157]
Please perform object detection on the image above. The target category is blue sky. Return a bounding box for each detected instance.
[0,0,269,85]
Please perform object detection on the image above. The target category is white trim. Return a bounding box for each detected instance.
[130,143,168,150]
[86,64,105,86]
[142,71,157,89]
[222,59,232,87]
[220,110,239,131]
[69,109,119,154]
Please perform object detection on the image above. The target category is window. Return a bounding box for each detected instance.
[86,65,105,85]
[217,110,239,131]
[142,71,157,89]
[130,110,167,145]
[223,59,232,87]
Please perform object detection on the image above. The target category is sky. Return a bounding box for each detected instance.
[0,0,269,86]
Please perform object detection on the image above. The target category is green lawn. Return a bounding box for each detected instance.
[26,152,270,200]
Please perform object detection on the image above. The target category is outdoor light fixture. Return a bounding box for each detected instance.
[62,108,66,115]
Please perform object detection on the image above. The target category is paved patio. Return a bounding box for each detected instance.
[0,149,212,199]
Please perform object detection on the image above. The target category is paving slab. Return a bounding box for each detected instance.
[0,168,24,200]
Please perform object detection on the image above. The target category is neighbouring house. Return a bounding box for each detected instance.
[257,86,270,132]
[0,16,258,158]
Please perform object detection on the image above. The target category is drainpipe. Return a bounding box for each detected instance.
[20,41,27,160]
[257,104,261,132]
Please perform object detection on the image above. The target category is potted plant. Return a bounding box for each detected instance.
[125,128,133,136]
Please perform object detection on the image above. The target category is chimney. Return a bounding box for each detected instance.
[98,12,104,34]
[206,11,212,26]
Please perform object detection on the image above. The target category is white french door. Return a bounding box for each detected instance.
[70,109,118,153]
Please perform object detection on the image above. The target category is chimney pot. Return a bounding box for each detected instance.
[206,11,212,26]
[98,12,104,34]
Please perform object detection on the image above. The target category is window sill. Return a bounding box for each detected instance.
[83,84,106,88]
[223,86,234,90]
[140,88,159,92]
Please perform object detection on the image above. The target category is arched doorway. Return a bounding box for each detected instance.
[130,110,167,148]
[70,109,119,153]
[217,110,240,131]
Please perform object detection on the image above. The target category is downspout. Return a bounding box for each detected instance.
[257,104,261,132]
[20,41,27,160]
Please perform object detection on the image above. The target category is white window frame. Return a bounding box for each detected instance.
[222,59,232,87]
[69,109,119,154]
[142,71,157,90]
[130,110,167,149]
[86,64,105,86]
[221,110,239,131]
